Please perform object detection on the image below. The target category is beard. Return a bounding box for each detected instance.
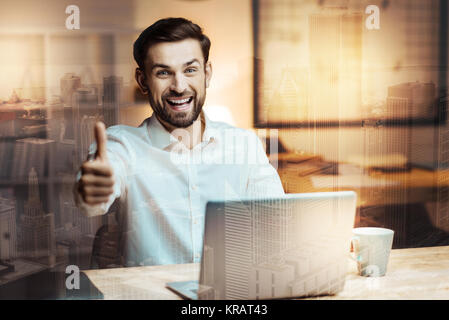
[148,89,205,128]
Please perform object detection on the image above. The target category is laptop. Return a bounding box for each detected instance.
[166,191,357,300]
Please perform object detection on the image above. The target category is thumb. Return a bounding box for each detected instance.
[94,121,108,161]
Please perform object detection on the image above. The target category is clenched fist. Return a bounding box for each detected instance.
[78,122,115,205]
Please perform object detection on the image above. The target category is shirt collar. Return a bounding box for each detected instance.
[146,111,218,151]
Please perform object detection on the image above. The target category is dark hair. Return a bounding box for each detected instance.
[133,17,211,71]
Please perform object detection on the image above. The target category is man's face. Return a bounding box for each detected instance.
[138,39,212,128]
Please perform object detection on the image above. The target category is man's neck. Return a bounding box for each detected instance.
[156,112,205,150]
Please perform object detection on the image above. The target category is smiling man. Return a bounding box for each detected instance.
[74,18,284,267]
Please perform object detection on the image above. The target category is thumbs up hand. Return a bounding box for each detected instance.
[78,122,115,205]
[94,121,108,162]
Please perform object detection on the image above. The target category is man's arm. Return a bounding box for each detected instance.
[246,132,285,198]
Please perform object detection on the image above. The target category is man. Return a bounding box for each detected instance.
[74,17,284,266]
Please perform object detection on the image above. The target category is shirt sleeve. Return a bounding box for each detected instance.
[246,131,285,198]
[73,128,130,217]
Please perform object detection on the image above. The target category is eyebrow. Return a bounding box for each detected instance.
[151,59,201,71]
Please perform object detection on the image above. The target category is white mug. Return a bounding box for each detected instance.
[351,227,394,277]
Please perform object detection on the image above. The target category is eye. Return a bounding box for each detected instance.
[156,70,170,76]
[185,68,197,74]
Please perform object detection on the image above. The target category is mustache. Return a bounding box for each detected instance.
[163,91,194,99]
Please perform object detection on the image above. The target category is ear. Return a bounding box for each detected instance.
[135,68,148,94]
[205,61,212,88]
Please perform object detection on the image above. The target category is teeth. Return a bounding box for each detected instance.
[168,98,190,104]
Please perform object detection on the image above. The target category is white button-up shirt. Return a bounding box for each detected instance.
[75,113,284,266]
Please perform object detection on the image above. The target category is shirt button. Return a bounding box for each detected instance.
[191,184,197,191]
[193,219,197,225]
[194,253,200,259]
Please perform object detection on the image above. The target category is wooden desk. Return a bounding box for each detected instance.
[278,165,444,207]
[83,245,449,300]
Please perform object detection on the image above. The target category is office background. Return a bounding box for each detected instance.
[0,0,448,298]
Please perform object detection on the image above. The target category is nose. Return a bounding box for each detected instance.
[170,72,188,94]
